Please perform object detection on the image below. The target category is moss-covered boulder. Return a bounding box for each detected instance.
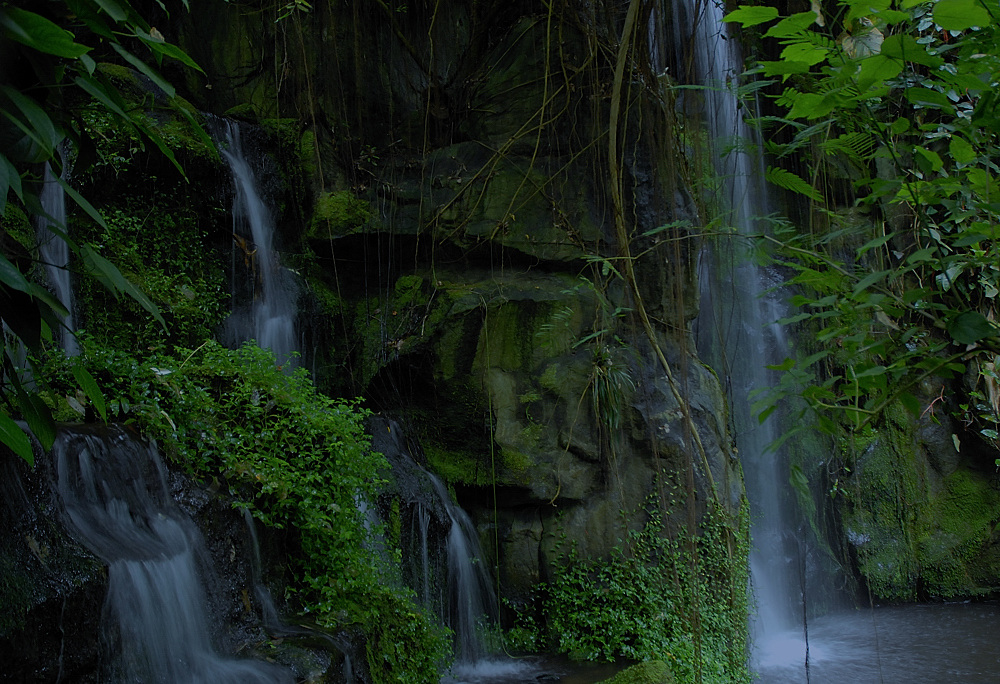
[597,660,676,684]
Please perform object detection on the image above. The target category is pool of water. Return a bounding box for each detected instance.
[441,656,625,684]
[756,601,1000,683]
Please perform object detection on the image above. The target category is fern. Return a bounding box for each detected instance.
[765,165,823,202]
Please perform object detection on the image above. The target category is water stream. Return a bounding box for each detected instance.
[679,0,806,667]
[36,161,78,355]
[52,426,291,683]
[215,120,300,367]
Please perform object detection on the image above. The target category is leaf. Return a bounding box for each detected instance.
[722,5,778,27]
[949,136,976,165]
[857,231,895,257]
[932,0,992,30]
[53,176,108,231]
[764,12,818,38]
[94,0,128,22]
[880,34,943,68]
[0,253,33,294]
[0,413,33,465]
[789,464,810,500]
[899,392,921,416]
[135,29,204,72]
[0,7,91,58]
[841,23,884,59]
[111,43,175,99]
[72,365,108,422]
[854,365,887,378]
[856,54,903,91]
[914,146,943,173]
[79,244,166,329]
[766,357,797,372]
[947,310,995,345]
[17,391,55,452]
[0,84,61,156]
[766,166,823,201]
[780,41,830,67]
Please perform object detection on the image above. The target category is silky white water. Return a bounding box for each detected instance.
[679,0,807,672]
[36,162,78,355]
[216,120,300,367]
[53,427,291,683]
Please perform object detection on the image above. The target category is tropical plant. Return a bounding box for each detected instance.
[724,0,1000,453]
[0,0,210,463]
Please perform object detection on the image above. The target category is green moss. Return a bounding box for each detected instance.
[308,190,374,239]
[1,202,33,251]
[598,661,676,684]
[223,103,259,121]
[918,468,1000,597]
[425,444,492,486]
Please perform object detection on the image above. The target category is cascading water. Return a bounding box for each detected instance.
[369,417,509,677]
[53,426,292,683]
[36,161,78,355]
[215,120,300,367]
[677,0,808,672]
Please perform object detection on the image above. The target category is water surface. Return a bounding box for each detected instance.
[757,601,1000,683]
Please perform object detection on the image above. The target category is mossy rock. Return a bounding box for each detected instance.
[308,190,374,239]
[597,660,676,684]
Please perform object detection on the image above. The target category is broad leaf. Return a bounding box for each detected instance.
[72,364,108,422]
[947,310,995,344]
[0,7,91,58]
[0,413,33,465]
[932,0,992,30]
[723,5,780,27]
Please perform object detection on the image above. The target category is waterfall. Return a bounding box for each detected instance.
[215,120,300,367]
[53,426,292,683]
[678,0,809,672]
[369,418,501,670]
[35,162,78,355]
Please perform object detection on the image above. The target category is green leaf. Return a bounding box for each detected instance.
[0,253,33,294]
[899,392,921,416]
[79,244,166,329]
[932,0,992,30]
[856,54,903,91]
[905,87,956,113]
[780,41,830,67]
[857,232,895,256]
[947,310,995,345]
[0,7,91,58]
[949,136,976,165]
[854,365,887,378]
[135,29,204,72]
[0,84,61,156]
[766,357,797,372]
[0,413,33,465]
[764,12,818,38]
[853,269,892,297]
[72,364,108,422]
[914,146,944,172]
[766,166,823,201]
[111,43,175,99]
[761,60,814,78]
[53,176,108,232]
[880,34,944,68]
[722,5,780,26]
[94,0,128,22]
[17,391,55,452]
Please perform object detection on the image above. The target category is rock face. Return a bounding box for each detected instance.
[837,391,1000,601]
[164,0,742,600]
